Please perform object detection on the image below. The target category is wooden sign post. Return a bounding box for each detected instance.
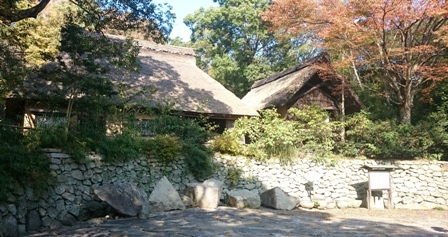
[363,165,398,209]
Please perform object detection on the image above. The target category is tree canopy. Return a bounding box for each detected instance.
[0,0,174,41]
[0,0,174,106]
[185,0,315,97]
[264,0,448,124]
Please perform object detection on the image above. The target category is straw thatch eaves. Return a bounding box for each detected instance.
[19,35,259,119]
[242,52,364,116]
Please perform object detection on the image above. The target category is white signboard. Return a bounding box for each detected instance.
[369,171,390,189]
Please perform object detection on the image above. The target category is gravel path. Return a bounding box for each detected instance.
[24,207,448,237]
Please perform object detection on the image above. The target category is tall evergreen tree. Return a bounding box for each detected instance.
[185,0,315,97]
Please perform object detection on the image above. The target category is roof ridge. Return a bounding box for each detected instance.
[105,34,196,57]
[250,52,330,89]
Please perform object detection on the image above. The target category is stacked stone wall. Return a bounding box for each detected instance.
[1,151,448,236]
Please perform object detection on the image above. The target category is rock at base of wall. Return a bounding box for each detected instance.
[299,200,315,209]
[313,199,327,209]
[41,217,63,229]
[185,179,224,209]
[395,201,439,209]
[336,198,363,209]
[59,213,78,226]
[226,189,261,209]
[2,214,18,237]
[25,210,42,231]
[94,183,148,217]
[260,187,297,210]
[148,176,185,213]
[181,195,194,208]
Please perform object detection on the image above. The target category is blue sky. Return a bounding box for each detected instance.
[152,0,218,41]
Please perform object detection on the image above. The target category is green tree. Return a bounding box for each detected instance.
[0,0,174,103]
[185,0,314,97]
[168,36,192,47]
[0,0,174,41]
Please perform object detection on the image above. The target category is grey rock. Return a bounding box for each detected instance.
[94,183,147,216]
[41,217,63,229]
[25,210,41,231]
[336,198,351,209]
[299,200,315,209]
[148,176,185,213]
[244,183,256,190]
[54,185,66,195]
[7,204,17,215]
[226,189,261,209]
[67,204,80,216]
[260,187,297,210]
[56,199,65,212]
[326,201,337,209]
[181,195,194,208]
[185,179,224,209]
[313,199,327,209]
[84,170,94,179]
[25,187,39,201]
[71,170,84,180]
[47,207,59,219]
[3,215,18,237]
[49,152,69,158]
[62,192,75,202]
[59,213,78,226]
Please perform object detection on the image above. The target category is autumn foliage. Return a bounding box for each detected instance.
[264,0,448,124]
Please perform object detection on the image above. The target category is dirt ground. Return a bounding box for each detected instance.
[24,207,448,236]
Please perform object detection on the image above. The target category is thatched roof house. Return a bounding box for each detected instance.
[5,35,258,132]
[242,53,363,118]
[106,35,259,118]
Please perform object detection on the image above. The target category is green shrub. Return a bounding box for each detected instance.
[343,111,436,159]
[212,132,243,155]
[146,134,182,173]
[0,126,52,201]
[96,132,144,163]
[223,106,341,162]
[288,105,342,158]
[142,113,215,179]
[231,108,301,162]
[183,142,214,180]
[227,167,241,186]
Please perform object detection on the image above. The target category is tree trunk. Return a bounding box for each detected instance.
[399,93,413,124]
[340,77,345,142]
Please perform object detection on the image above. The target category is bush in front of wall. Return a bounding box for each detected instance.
[146,134,182,174]
[0,126,52,201]
[212,132,243,155]
[226,167,242,187]
[144,113,215,180]
[183,142,214,181]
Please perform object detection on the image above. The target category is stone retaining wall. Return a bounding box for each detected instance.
[1,151,448,236]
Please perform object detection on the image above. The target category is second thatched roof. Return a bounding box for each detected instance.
[242,52,364,115]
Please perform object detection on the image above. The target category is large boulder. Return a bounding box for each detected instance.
[226,189,261,209]
[93,183,147,217]
[260,187,298,210]
[148,176,185,212]
[185,179,224,209]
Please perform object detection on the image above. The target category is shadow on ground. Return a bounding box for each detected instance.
[24,207,448,237]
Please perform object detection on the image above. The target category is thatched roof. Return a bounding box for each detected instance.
[17,35,259,118]
[107,35,259,117]
[242,53,364,114]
